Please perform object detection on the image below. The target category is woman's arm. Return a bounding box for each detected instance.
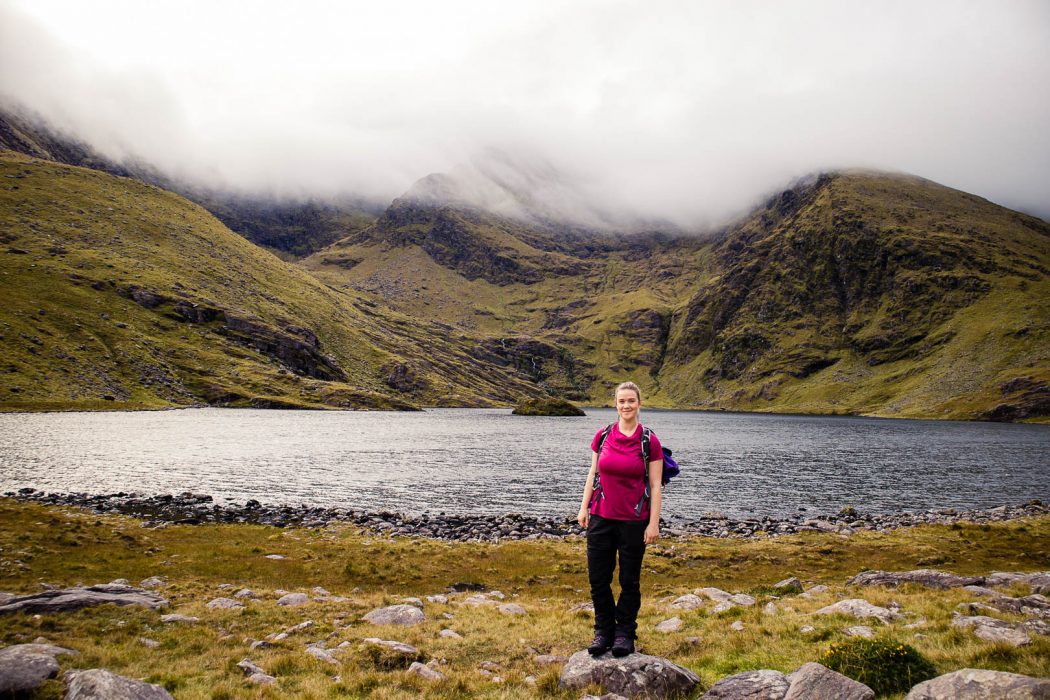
[577,451,599,528]
[645,459,663,544]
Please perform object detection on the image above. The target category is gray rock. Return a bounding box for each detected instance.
[233,589,256,599]
[362,638,419,655]
[962,585,999,597]
[64,668,174,699]
[815,599,901,624]
[701,669,790,699]
[730,621,746,632]
[711,601,736,614]
[206,597,243,610]
[730,594,757,606]
[277,593,309,607]
[986,571,1050,594]
[159,614,198,624]
[952,614,1032,647]
[988,593,1050,618]
[848,569,984,589]
[138,638,160,649]
[0,585,168,615]
[773,577,803,594]
[905,668,1050,699]
[784,662,874,700]
[426,594,449,604]
[695,587,732,602]
[439,629,462,639]
[763,602,778,615]
[560,649,700,698]
[139,577,165,589]
[534,654,566,666]
[247,672,276,685]
[0,643,77,695]
[498,603,527,615]
[656,617,683,633]
[237,659,266,676]
[312,586,331,596]
[845,625,875,639]
[1023,619,1050,636]
[669,594,704,610]
[801,585,828,598]
[363,604,425,626]
[401,596,423,608]
[408,661,443,681]
[306,646,339,665]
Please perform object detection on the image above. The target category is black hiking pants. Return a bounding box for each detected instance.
[587,514,647,639]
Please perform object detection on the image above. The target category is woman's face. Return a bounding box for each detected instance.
[615,388,640,421]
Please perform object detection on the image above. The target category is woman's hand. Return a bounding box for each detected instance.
[644,522,659,544]
[577,507,589,529]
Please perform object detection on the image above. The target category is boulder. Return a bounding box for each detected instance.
[276,593,309,607]
[656,617,683,633]
[815,599,901,624]
[730,594,757,606]
[0,585,167,615]
[848,569,984,589]
[986,571,1050,594]
[669,594,704,611]
[801,585,828,599]
[953,614,1033,647]
[905,668,1050,699]
[439,629,463,639]
[64,669,174,699]
[206,597,243,610]
[701,669,790,699]
[159,614,198,624]
[363,604,425,626]
[844,626,875,639]
[362,638,419,656]
[559,650,700,698]
[695,587,733,602]
[0,643,77,695]
[408,661,443,681]
[785,662,874,700]
[988,594,1050,617]
[773,577,804,594]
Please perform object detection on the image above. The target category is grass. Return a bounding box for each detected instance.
[1,498,1048,698]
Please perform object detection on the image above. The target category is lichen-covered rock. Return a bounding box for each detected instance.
[363,604,426,626]
[64,668,174,700]
[784,662,874,700]
[0,585,167,615]
[701,669,790,699]
[0,643,78,695]
[559,650,700,698]
[905,668,1050,699]
[815,598,901,624]
[848,569,984,589]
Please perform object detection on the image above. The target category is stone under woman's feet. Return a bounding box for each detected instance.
[611,635,635,657]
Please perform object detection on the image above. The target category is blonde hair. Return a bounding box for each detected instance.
[615,381,641,402]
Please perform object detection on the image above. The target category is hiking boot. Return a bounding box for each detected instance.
[611,635,634,657]
[587,633,612,656]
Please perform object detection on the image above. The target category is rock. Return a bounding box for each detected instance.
[534,654,566,666]
[139,577,166,589]
[462,594,498,606]
[408,661,443,681]
[730,621,745,632]
[962,585,999,597]
[283,620,315,635]
[363,604,425,626]
[0,643,78,695]
[247,672,276,685]
[669,594,704,610]
[206,597,243,610]
[763,602,778,615]
[277,593,309,607]
[362,638,419,655]
[512,397,585,416]
[988,593,1050,617]
[426,594,449,604]
[233,589,257,599]
[159,614,198,624]
[264,554,286,560]
[784,662,874,700]
[730,594,757,606]
[0,585,168,615]
[905,668,1050,699]
[952,615,1032,647]
[237,659,266,676]
[401,597,423,608]
[815,599,901,624]
[64,668,173,699]
[845,625,875,639]
[656,617,683,633]
[570,601,595,613]
[848,569,984,589]
[439,629,462,639]
[560,650,701,698]
[986,571,1050,594]
[312,586,330,596]
[801,585,828,598]
[498,603,527,615]
[711,601,735,614]
[139,638,160,649]
[1024,619,1050,636]
[306,646,339,665]
[701,669,790,699]
[799,626,816,634]
[773,577,804,594]
[695,587,732,602]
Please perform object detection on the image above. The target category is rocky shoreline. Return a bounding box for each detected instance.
[6,489,1047,542]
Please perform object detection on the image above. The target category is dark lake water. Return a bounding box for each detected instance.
[1,408,1047,519]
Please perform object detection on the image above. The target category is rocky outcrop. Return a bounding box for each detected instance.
[511,397,586,416]
[0,584,167,615]
[701,663,875,700]
[849,569,984,589]
[952,614,1033,647]
[701,669,790,699]
[0,643,78,695]
[905,668,1050,699]
[64,668,174,699]
[559,650,701,698]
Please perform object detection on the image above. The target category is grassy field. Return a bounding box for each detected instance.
[1,498,1048,698]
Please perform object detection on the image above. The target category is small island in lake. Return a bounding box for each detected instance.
[512,397,586,416]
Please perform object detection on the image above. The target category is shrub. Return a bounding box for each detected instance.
[821,638,936,695]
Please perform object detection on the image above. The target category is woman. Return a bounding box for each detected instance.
[577,381,663,657]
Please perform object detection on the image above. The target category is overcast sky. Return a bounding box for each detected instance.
[2,0,1049,226]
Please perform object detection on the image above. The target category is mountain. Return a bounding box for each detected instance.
[0,106,378,258]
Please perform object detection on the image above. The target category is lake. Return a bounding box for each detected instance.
[1,408,1047,518]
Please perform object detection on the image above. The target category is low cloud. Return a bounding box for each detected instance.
[2,1,1049,227]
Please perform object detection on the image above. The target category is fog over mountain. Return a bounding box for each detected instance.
[2,0,1049,228]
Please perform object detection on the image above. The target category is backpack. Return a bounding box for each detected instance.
[592,423,680,516]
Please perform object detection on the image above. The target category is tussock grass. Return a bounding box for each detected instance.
[1,498,1048,698]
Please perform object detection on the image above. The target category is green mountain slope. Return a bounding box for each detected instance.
[0,151,547,410]
[660,172,1050,419]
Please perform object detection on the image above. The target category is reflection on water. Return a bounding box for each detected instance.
[1,408,1047,518]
